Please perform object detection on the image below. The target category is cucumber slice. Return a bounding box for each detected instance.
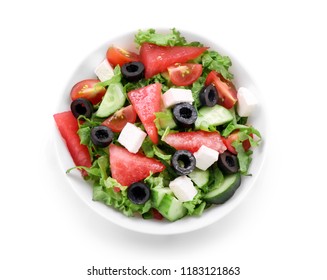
[157,194,187,222]
[204,173,241,204]
[195,105,233,130]
[96,83,125,118]
[188,168,210,188]
[151,187,173,208]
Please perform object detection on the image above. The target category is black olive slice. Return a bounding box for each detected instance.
[70,98,93,119]
[90,125,114,148]
[127,182,151,205]
[199,84,218,107]
[172,103,197,128]
[121,61,145,82]
[171,150,196,175]
[217,150,239,174]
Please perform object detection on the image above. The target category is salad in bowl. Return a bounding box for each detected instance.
[54,28,262,228]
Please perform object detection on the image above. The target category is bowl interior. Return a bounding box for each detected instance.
[54,29,266,235]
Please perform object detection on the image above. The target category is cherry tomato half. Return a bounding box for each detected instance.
[102,105,137,133]
[70,79,106,105]
[106,46,140,67]
[168,63,203,86]
[205,71,237,109]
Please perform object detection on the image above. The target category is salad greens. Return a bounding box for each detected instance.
[64,28,261,222]
[135,28,189,47]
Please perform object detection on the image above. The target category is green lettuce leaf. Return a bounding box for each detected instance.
[191,76,206,109]
[134,28,188,47]
[153,146,171,161]
[222,121,261,138]
[202,51,233,80]
[233,142,253,174]
[183,192,205,216]
[144,172,165,189]
[77,126,91,145]
[141,137,155,158]
[124,73,169,93]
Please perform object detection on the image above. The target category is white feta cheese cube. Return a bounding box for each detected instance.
[236,87,258,117]
[193,145,219,171]
[169,176,197,202]
[94,59,114,82]
[162,88,194,108]
[118,122,147,153]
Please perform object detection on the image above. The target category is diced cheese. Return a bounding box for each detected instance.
[169,176,197,202]
[118,122,147,153]
[193,145,219,171]
[94,59,114,82]
[236,87,258,117]
[162,88,194,108]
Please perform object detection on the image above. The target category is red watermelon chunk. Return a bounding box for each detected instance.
[128,83,161,144]
[140,43,208,79]
[53,111,91,176]
[164,131,227,154]
[109,144,165,186]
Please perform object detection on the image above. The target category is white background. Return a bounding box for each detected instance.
[1,0,326,279]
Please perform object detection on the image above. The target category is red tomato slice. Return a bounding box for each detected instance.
[70,79,106,105]
[223,130,252,154]
[128,83,162,144]
[205,71,237,109]
[102,105,137,133]
[164,131,227,154]
[140,43,208,79]
[53,111,91,176]
[168,63,203,86]
[109,144,165,186]
[106,46,140,67]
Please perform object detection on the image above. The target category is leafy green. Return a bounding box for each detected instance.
[183,192,205,216]
[141,137,172,162]
[221,109,261,165]
[144,173,165,189]
[66,165,101,178]
[77,126,91,145]
[191,76,206,109]
[134,28,188,47]
[142,211,153,219]
[233,142,253,174]
[201,51,233,80]
[205,165,224,193]
[124,73,169,93]
[141,137,155,158]
[213,166,224,188]
[153,146,171,161]
[222,121,261,138]
[97,155,109,181]
[192,202,206,216]
[197,121,218,132]
[161,126,171,139]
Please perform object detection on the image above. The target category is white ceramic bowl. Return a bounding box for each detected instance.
[54,29,266,235]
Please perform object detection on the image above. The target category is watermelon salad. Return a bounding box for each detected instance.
[54,28,261,222]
